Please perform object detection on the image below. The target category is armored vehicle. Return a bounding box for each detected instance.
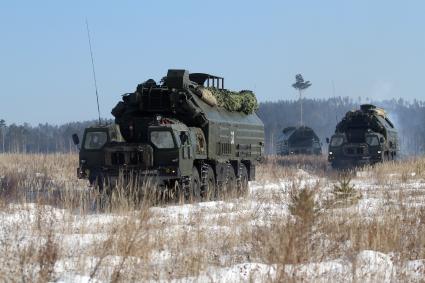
[73,69,264,198]
[275,126,322,155]
[327,104,398,169]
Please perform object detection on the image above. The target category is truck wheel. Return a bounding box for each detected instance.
[225,166,237,197]
[89,169,104,193]
[190,167,201,201]
[383,151,390,162]
[202,165,216,200]
[237,163,249,196]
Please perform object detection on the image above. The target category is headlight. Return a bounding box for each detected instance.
[329,152,333,155]
[377,151,381,154]
[162,167,177,175]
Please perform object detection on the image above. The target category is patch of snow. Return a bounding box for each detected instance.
[54,274,103,283]
[354,250,394,282]
[168,263,277,283]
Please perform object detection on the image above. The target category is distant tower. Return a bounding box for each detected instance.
[292,74,312,126]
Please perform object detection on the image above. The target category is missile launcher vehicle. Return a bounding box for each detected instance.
[72,69,265,198]
[327,104,398,169]
[276,126,322,155]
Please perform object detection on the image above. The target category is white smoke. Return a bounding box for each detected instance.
[371,81,394,100]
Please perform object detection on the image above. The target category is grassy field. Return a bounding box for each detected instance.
[1,154,425,282]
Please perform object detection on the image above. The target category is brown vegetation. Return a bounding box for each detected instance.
[1,153,425,281]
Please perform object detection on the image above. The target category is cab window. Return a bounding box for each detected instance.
[84,132,108,150]
[366,135,379,146]
[330,136,344,147]
[150,131,175,149]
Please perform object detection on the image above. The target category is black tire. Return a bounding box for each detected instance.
[202,165,216,200]
[383,151,390,162]
[89,169,104,193]
[237,163,249,196]
[190,167,201,202]
[225,165,237,197]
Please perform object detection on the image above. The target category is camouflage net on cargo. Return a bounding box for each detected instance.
[206,87,259,114]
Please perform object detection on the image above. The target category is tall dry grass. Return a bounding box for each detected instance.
[1,153,425,281]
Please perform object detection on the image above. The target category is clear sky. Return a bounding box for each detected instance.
[1,1,424,125]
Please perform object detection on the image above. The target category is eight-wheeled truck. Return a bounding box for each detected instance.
[276,126,322,155]
[73,69,265,198]
[327,104,399,169]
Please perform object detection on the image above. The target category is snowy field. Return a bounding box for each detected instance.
[1,154,425,282]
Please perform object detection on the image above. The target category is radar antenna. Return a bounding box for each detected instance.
[85,19,101,125]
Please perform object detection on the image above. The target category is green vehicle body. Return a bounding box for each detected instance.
[328,104,399,169]
[75,69,264,192]
[276,126,322,155]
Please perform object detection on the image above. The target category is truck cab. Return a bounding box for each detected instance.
[327,104,398,169]
[328,132,385,168]
[74,118,206,188]
[74,124,123,181]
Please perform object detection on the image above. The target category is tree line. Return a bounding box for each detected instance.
[0,97,424,156]
[0,120,96,153]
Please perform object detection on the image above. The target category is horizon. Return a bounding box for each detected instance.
[1,96,422,127]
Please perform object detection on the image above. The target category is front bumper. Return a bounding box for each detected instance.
[77,166,179,186]
[330,157,372,169]
[287,147,321,155]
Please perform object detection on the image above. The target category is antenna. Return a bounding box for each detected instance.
[85,19,101,125]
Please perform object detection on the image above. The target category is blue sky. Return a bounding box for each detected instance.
[1,1,424,124]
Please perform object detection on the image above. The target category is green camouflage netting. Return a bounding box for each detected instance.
[206,88,259,114]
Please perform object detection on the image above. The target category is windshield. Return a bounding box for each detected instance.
[366,135,379,146]
[150,131,175,149]
[84,131,108,150]
[330,136,344,147]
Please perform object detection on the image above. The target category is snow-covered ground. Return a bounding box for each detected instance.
[1,167,425,282]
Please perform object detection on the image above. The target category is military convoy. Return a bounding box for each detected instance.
[327,104,399,169]
[276,126,322,155]
[72,68,401,198]
[72,69,264,198]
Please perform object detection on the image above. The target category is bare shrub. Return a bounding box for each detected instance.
[289,184,317,226]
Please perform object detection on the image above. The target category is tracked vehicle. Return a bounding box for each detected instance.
[73,69,264,198]
[276,126,322,155]
[327,104,398,169]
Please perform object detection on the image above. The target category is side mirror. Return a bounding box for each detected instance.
[380,137,385,143]
[326,137,330,144]
[72,133,80,145]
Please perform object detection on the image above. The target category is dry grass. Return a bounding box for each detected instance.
[1,153,425,281]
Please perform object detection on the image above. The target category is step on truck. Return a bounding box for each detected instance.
[72,69,265,199]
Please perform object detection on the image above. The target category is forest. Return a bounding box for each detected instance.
[1,97,424,156]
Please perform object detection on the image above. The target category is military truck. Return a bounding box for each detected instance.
[72,69,265,198]
[275,126,322,155]
[327,104,398,169]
